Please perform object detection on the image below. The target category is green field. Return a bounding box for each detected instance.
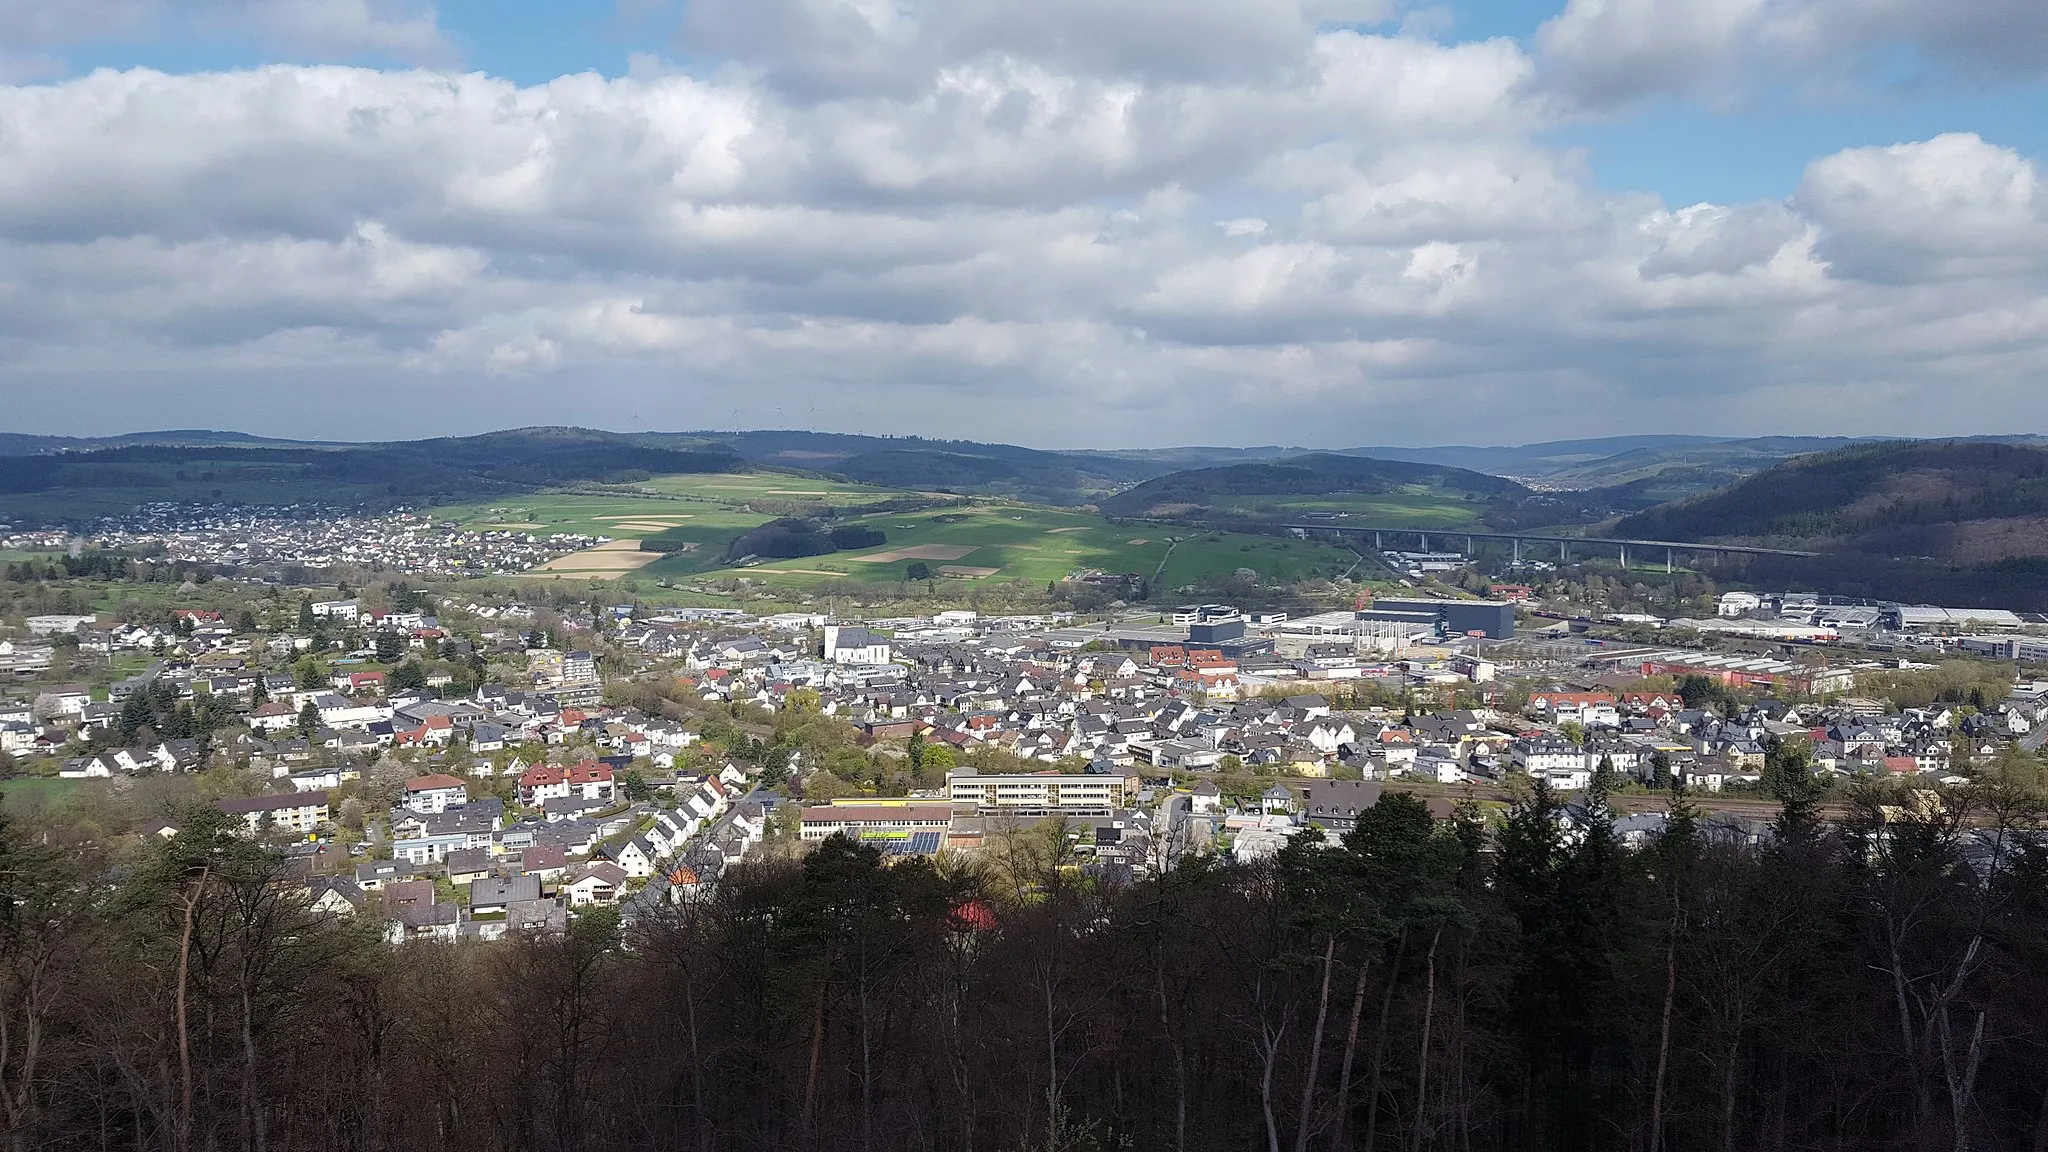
[0,778,83,812]
[429,472,901,539]
[648,502,1363,590]
[633,473,903,504]
[432,471,1366,592]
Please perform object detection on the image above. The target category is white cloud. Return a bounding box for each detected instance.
[0,14,2044,443]
[1795,133,2047,280]
[1537,0,2048,108]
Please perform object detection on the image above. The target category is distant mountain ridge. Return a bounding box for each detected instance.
[3,426,2042,514]
[0,427,747,524]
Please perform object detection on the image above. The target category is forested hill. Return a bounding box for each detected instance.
[1612,440,2048,561]
[1096,453,1529,517]
[13,775,2048,1151]
[0,427,748,522]
[827,448,1148,503]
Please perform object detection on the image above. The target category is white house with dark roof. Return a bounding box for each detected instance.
[824,625,892,666]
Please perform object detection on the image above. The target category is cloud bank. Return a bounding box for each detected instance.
[0,0,2045,444]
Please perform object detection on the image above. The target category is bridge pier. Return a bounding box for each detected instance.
[1512,538,1521,564]
[1666,548,1673,574]
[1620,544,1629,570]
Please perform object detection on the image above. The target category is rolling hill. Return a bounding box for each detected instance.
[1609,440,2048,609]
[0,428,747,524]
[669,431,1162,500]
[1096,453,1544,528]
[1611,440,2048,560]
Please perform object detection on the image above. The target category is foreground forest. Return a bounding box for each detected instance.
[6,756,2048,1152]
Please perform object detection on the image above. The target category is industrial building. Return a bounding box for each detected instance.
[1357,598,1517,640]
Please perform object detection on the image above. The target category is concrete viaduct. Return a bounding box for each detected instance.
[1283,523,1817,572]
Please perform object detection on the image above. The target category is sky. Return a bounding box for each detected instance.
[3,0,2048,448]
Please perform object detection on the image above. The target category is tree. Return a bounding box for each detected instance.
[906,562,932,581]
[1593,753,1620,794]
[389,660,427,693]
[620,769,651,803]
[1676,673,1720,711]
[1765,735,1827,841]
[296,597,315,632]
[373,632,405,664]
[293,656,325,690]
[296,699,321,738]
[920,744,956,773]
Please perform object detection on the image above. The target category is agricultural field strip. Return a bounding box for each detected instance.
[436,473,1369,587]
[845,545,981,563]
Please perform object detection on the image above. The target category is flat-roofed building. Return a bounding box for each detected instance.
[947,769,1133,814]
[219,791,330,836]
[799,803,955,848]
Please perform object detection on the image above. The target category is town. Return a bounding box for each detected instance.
[7,539,2043,1150]
[3,553,2041,939]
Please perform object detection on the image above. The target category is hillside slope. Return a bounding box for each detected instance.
[0,428,747,524]
[1096,453,1537,527]
[682,431,1163,498]
[1612,440,2048,561]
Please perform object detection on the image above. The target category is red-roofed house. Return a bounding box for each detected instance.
[403,773,469,814]
[517,764,568,805]
[393,714,455,748]
[568,760,615,801]
[520,760,616,805]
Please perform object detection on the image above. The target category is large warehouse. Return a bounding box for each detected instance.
[1357,598,1516,640]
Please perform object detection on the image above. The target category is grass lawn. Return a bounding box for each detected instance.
[0,778,83,813]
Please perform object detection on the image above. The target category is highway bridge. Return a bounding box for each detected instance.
[1283,523,1818,569]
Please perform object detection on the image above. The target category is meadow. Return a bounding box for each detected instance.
[429,472,903,535]
[649,502,1363,590]
[430,473,920,581]
[0,777,82,814]
[431,472,1365,592]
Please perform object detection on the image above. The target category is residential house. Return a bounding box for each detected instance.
[565,862,629,906]
[402,773,469,814]
[218,791,329,836]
